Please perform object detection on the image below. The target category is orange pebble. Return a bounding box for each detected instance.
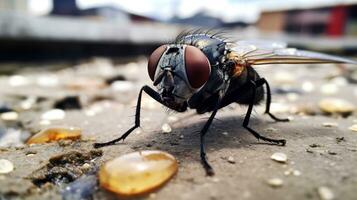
[26,127,81,144]
[99,150,178,197]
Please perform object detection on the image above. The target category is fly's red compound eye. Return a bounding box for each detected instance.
[184,46,211,88]
[148,45,166,81]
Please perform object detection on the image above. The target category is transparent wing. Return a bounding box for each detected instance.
[232,40,357,65]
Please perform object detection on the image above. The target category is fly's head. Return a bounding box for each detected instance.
[147,44,211,111]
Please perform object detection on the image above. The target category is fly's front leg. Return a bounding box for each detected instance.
[257,78,289,122]
[94,85,164,148]
[243,80,286,146]
[200,92,224,176]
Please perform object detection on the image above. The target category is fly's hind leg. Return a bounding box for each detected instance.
[94,85,165,148]
[243,80,286,146]
[258,78,289,122]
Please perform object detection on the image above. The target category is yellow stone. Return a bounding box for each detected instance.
[318,98,355,115]
[99,150,178,197]
[26,127,81,144]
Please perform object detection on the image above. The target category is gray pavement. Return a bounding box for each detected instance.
[0,58,357,200]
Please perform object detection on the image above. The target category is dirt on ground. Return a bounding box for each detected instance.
[0,57,357,200]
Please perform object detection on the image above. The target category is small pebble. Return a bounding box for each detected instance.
[318,98,355,115]
[110,81,134,92]
[271,152,288,163]
[26,127,81,144]
[349,124,357,132]
[8,75,29,87]
[284,169,292,176]
[292,170,301,176]
[318,186,334,200]
[20,96,37,110]
[320,83,338,95]
[266,178,283,188]
[302,81,315,92]
[322,122,338,127]
[81,163,91,170]
[0,159,14,174]
[41,109,66,121]
[221,131,229,136]
[36,75,59,87]
[161,123,172,133]
[0,111,19,121]
[227,156,235,164]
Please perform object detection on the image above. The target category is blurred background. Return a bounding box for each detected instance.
[1,0,357,62]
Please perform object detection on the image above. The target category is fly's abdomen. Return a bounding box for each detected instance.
[224,67,265,106]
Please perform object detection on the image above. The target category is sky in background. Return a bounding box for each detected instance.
[29,0,357,23]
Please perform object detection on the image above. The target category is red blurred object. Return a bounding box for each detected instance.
[327,6,347,37]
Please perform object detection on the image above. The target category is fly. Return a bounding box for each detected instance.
[94,30,357,175]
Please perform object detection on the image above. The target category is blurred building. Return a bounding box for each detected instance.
[0,0,28,12]
[50,0,153,23]
[257,3,357,37]
[170,11,249,28]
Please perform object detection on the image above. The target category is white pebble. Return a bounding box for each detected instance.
[322,122,338,127]
[110,81,134,92]
[1,112,18,121]
[221,131,229,136]
[349,124,357,132]
[36,75,59,87]
[161,123,172,133]
[271,152,288,163]
[227,156,235,164]
[41,109,65,120]
[8,75,29,87]
[318,186,334,200]
[292,170,301,176]
[320,83,338,95]
[0,159,14,174]
[266,178,283,187]
[302,81,315,92]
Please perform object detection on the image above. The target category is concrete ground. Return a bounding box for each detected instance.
[0,57,357,200]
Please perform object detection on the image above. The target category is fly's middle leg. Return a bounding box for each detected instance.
[243,80,286,146]
[199,92,224,176]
